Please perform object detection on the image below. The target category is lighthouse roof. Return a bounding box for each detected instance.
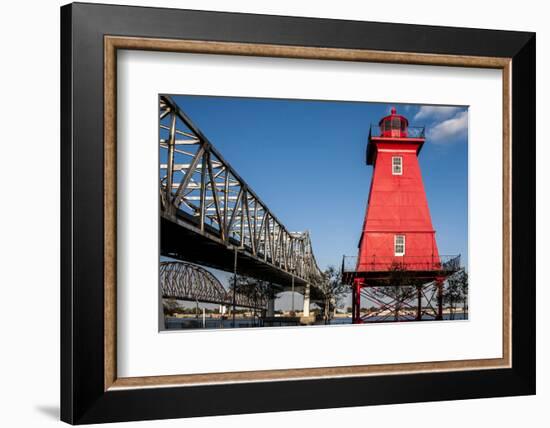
[378,106,409,128]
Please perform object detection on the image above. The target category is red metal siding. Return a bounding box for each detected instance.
[357,139,441,272]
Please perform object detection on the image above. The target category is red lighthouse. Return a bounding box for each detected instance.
[359,107,439,272]
[343,107,460,323]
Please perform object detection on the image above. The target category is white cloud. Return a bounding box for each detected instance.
[427,110,468,143]
[414,105,462,122]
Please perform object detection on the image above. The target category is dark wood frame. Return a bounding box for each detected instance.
[61,2,535,424]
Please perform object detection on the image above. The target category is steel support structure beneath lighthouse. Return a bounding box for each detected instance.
[343,107,460,323]
[348,273,451,323]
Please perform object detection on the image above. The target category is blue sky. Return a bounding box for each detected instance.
[166,95,468,308]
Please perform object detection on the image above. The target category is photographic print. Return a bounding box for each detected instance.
[159,95,468,331]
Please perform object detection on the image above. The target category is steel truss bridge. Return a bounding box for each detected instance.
[159,95,322,300]
[161,262,266,310]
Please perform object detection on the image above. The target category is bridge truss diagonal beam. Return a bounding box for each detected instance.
[159,95,322,285]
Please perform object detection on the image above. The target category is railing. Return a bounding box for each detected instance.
[369,124,425,139]
[342,254,461,273]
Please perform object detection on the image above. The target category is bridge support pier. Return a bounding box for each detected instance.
[302,283,310,317]
[232,247,238,328]
[159,289,165,331]
[290,274,295,316]
[267,296,275,317]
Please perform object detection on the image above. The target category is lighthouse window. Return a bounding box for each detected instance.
[392,117,401,129]
[394,235,405,256]
[392,156,403,175]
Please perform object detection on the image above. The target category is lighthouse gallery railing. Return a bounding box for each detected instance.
[369,124,426,139]
[341,254,461,274]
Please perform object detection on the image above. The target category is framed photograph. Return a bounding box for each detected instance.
[61,2,535,424]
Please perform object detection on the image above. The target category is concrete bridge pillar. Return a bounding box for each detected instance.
[159,292,165,331]
[302,283,311,317]
[266,296,275,317]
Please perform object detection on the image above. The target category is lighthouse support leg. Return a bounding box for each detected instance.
[351,283,355,324]
[436,278,444,320]
[416,285,422,321]
[356,283,362,322]
[353,279,362,324]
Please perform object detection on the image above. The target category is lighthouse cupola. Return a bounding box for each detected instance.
[379,106,409,138]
